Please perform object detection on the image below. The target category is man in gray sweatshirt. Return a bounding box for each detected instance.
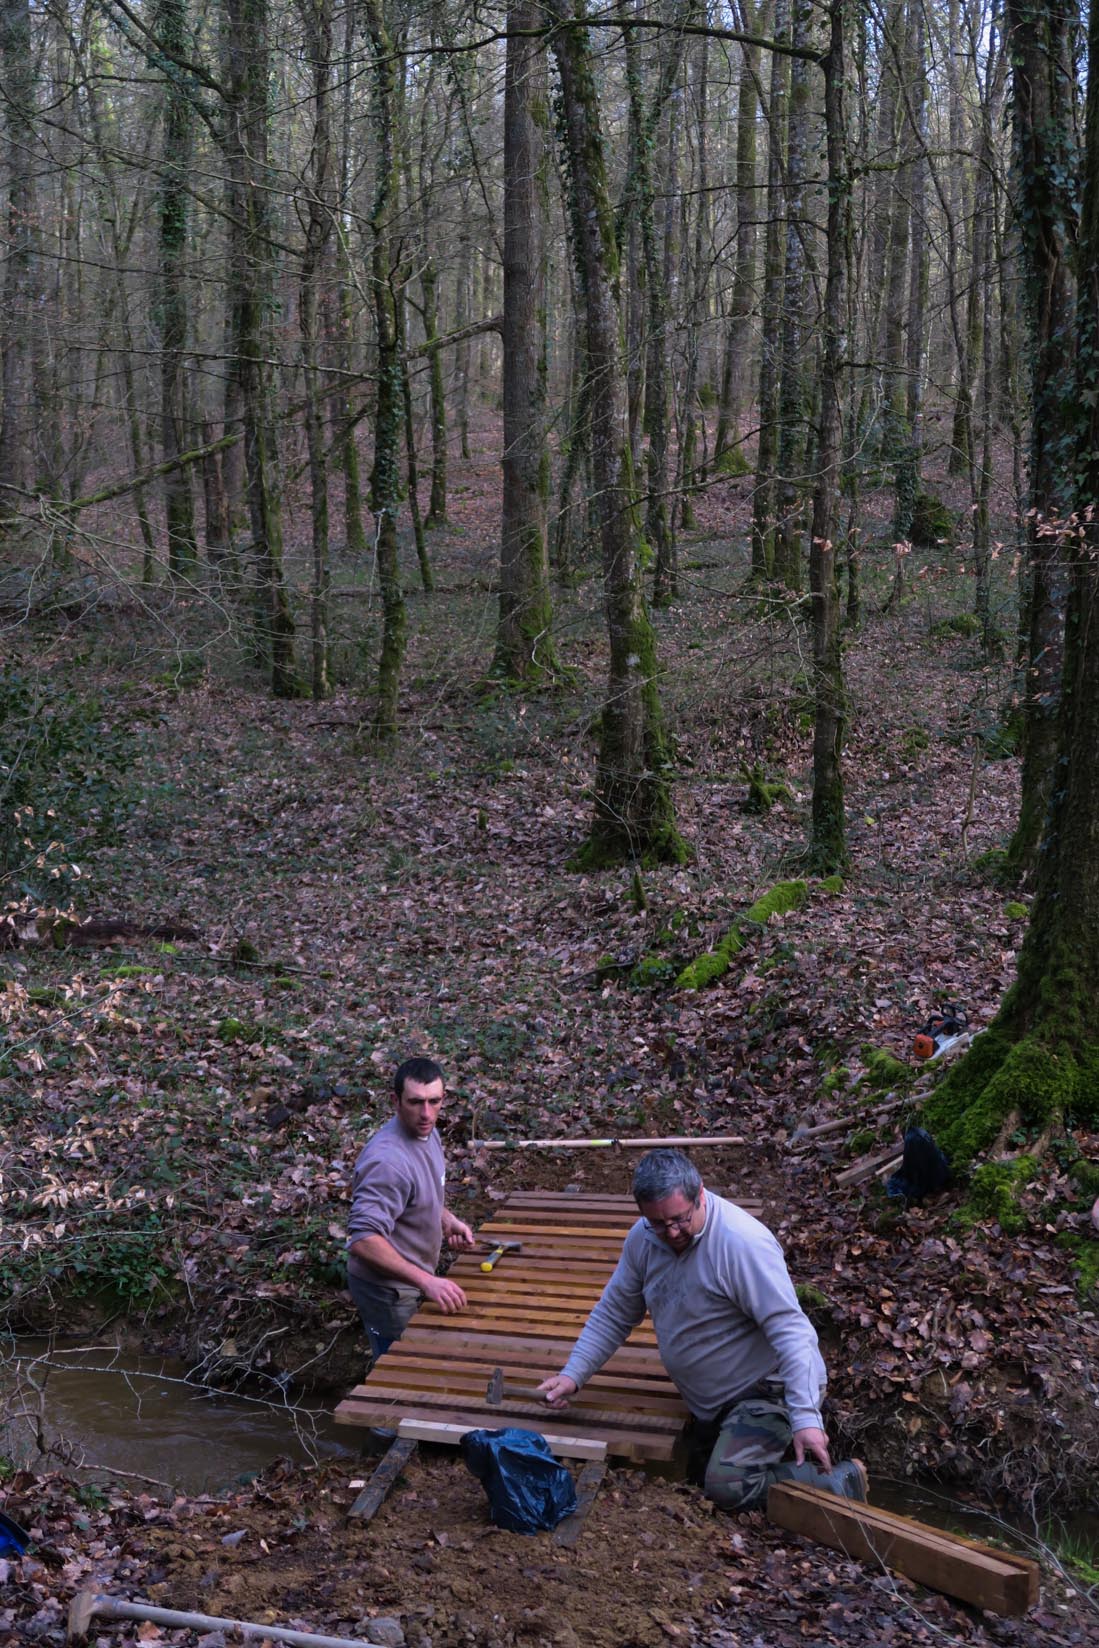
[538,1148,866,1509]
[346,1056,475,1361]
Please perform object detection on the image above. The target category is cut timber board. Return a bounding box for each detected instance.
[767,1484,1039,1617]
[555,1458,608,1547]
[337,1190,779,1461]
[397,1419,607,1461]
[347,1435,418,1523]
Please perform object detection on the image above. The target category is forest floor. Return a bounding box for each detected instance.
[2,421,1099,1646]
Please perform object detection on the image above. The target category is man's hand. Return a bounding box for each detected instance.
[445,1218,476,1249]
[792,1426,832,1472]
[537,1373,578,1409]
[422,1275,467,1313]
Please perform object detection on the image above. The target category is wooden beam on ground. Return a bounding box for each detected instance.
[473,1135,745,1151]
[555,1458,609,1547]
[834,1146,904,1188]
[397,1419,608,1461]
[347,1435,418,1523]
[767,1484,1039,1617]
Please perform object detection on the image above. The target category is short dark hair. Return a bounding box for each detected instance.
[393,1056,445,1100]
[633,1148,702,1206]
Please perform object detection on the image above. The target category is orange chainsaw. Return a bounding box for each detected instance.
[913,1003,967,1060]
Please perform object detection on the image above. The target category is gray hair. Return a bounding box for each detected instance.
[633,1148,702,1206]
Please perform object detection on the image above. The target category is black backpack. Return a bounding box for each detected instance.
[886,1127,951,1201]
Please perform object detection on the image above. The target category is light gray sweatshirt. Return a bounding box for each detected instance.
[346,1115,445,1282]
[560,1192,826,1429]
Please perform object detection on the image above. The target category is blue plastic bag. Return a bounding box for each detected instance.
[0,1508,29,1556]
[459,1427,577,1534]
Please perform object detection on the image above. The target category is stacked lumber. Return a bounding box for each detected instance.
[336,1191,760,1460]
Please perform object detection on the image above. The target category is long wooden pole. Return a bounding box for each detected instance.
[472,1134,745,1151]
[68,1593,374,1648]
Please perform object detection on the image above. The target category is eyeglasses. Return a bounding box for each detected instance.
[644,1200,699,1236]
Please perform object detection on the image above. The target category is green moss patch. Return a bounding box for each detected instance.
[674,880,807,990]
[859,1046,911,1090]
[960,1156,1038,1236]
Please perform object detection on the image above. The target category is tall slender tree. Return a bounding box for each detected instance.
[493,0,559,684]
[546,0,688,867]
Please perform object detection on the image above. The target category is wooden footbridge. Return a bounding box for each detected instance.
[334,1189,1041,1611]
[335,1188,761,1461]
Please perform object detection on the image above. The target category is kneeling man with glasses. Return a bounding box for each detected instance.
[538,1148,866,1509]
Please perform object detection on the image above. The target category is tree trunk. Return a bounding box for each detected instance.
[156,0,197,578]
[751,0,789,581]
[0,0,36,501]
[364,0,405,743]
[921,0,1099,1165]
[225,0,300,696]
[547,0,688,868]
[1002,0,1078,881]
[494,0,558,683]
[775,0,815,592]
[714,10,761,469]
[298,0,334,700]
[892,0,928,546]
[807,0,850,872]
[335,0,368,561]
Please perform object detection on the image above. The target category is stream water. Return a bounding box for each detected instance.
[2,1340,357,1495]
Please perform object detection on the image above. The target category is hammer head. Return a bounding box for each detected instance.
[486,1367,504,1406]
[479,1238,522,1271]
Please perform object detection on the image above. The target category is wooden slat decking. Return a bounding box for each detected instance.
[334,1190,763,1462]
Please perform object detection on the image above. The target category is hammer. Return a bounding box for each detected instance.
[479,1237,521,1272]
[486,1366,547,1406]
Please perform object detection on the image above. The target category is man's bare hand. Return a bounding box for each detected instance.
[422,1276,467,1313]
[537,1373,578,1409]
[792,1426,832,1472]
[445,1219,476,1249]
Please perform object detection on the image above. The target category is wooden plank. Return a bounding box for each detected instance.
[767,1485,1039,1617]
[346,1384,682,1433]
[555,1458,608,1547]
[359,1365,686,1413]
[397,1419,608,1461]
[347,1436,418,1523]
[388,1327,669,1375]
[337,1399,676,1461]
[416,1312,655,1339]
[374,1354,679,1401]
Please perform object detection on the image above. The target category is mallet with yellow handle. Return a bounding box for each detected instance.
[479,1237,522,1272]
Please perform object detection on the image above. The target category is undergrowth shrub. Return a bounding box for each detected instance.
[0,667,137,895]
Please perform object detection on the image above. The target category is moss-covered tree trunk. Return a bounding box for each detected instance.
[364,0,405,743]
[924,0,1099,1164]
[1002,0,1078,882]
[806,0,849,873]
[547,0,688,868]
[493,0,558,684]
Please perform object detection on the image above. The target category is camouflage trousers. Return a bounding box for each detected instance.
[687,1384,793,1511]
